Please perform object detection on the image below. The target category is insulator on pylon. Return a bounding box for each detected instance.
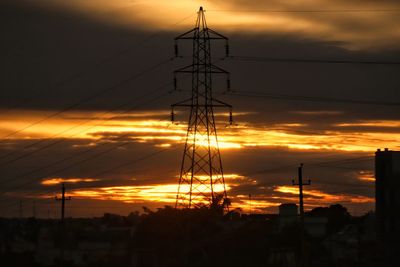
[171,109,175,122]
[174,76,177,91]
[229,110,233,125]
[225,43,230,57]
[174,43,179,57]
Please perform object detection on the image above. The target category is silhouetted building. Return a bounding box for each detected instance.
[375,148,400,260]
[375,149,400,238]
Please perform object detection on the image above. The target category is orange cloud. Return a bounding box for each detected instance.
[275,185,374,205]
[39,174,249,205]
[41,177,99,185]
[2,110,400,152]
[357,170,375,182]
[29,0,400,50]
[33,172,374,214]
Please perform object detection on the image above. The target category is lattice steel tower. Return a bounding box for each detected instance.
[171,7,232,210]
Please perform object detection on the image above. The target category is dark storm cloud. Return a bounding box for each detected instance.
[208,0,400,50]
[1,0,400,114]
[0,0,176,111]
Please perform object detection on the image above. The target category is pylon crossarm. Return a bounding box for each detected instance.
[171,97,193,107]
[207,28,228,40]
[56,196,71,201]
[210,64,229,74]
[174,64,195,73]
[205,37,230,40]
[211,98,233,124]
[173,104,230,108]
[211,98,232,108]
[175,68,228,74]
[175,28,197,40]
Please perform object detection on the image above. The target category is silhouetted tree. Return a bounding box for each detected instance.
[307,204,351,234]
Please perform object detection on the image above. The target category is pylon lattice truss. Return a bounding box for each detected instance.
[172,7,232,210]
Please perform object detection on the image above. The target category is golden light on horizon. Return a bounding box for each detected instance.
[54,182,231,204]
[34,172,374,214]
[336,120,400,127]
[41,177,100,185]
[1,110,400,152]
[187,134,243,149]
[232,196,280,213]
[357,170,375,182]
[39,174,246,204]
[275,185,374,204]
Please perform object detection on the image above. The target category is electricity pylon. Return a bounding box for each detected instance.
[171,6,232,211]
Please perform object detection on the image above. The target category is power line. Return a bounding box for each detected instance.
[90,147,177,179]
[1,151,373,214]
[1,137,375,213]
[0,81,172,164]
[227,90,398,151]
[0,85,171,167]
[227,90,400,107]
[0,85,217,201]
[0,57,175,140]
[225,90,398,151]
[0,90,174,190]
[0,91,376,187]
[265,127,394,150]
[1,12,196,115]
[227,56,400,65]
[229,156,374,198]
[0,146,179,211]
[208,9,400,13]
[5,153,371,200]
[245,155,373,177]
[0,91,230,195]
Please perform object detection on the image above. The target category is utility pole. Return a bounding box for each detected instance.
[55,183,71,223]
[292,163,311,267]
[172,6,232,211]
[292,163,311,224]
[55,183,71,266]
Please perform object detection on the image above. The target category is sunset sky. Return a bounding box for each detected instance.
[1,0,400,217]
